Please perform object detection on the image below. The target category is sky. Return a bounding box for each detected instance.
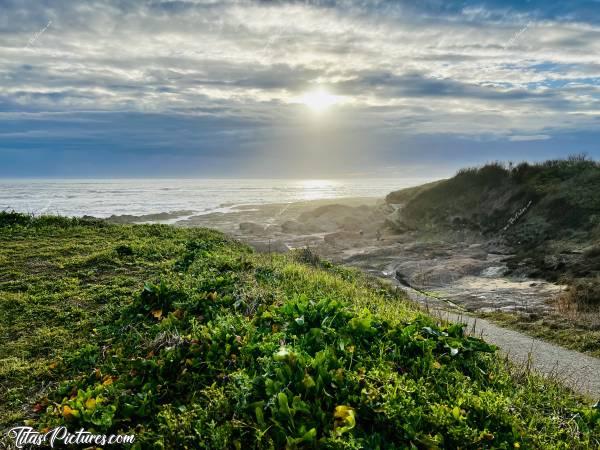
[0,0,599,178]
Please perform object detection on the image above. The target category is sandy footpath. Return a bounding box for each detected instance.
[402,286,600,399]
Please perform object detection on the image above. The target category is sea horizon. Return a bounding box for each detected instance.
[0,177,435,219]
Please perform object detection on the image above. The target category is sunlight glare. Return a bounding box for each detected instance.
[300,88,340,112]
[295,179,339,201]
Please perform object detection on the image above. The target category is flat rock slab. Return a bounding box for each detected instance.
[438,275,563,314]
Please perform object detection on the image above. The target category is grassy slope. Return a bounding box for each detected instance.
[389,158,600,271]
[0,215,191,426]
[0,213,598,449]
[385,180,445,205]
[386,157,600,355]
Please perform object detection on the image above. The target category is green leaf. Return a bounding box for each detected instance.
[278,392,291,417]
[255,406,266,428]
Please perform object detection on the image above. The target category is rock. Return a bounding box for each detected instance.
[264,224,282,235]
[239,222,265,235]
[543,255,566,270]
[583,245,600,258]
[395,270,411,287]
[394,257,488,287]
[295,204,381,234]
[323,231,361,245]
[281,220,310,234]
[251,240,290,253]
[339,216,363,231]
[105,210,194,224]
[106,214,138,224]
[467,249,489,260]
[480,266,507,277]
[141,210,194,221]
[271,240,291,253]
[485,240,513,255]
[298,204,355,221]
[384,208,411,232]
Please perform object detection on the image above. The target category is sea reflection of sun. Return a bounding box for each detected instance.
[295,179,340,201]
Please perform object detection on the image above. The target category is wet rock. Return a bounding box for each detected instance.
[394,270,411,287]
[250,240,290,253]
[239,222,266,235]
[397,257,488,287]
[323,231,361,246]
[106,210,194,223]
[281,220,311,234]
[265,224,282,234]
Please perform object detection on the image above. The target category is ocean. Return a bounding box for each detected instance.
[0,178,433,219]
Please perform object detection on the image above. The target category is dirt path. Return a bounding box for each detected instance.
[402,286,600,400]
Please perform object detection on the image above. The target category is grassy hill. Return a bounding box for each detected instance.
[0,213,598,448]
[386,156,600,304]
[387,156,600,241]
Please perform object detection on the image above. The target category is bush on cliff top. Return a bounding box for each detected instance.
[388,156,600,237]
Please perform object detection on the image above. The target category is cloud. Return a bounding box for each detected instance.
[0,0,599,176]
[509,134,551,141]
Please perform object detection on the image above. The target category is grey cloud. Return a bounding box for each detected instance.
[335,70,572,107]
[0,0,599,160]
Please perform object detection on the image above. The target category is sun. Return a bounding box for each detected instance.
[300,88,340,112]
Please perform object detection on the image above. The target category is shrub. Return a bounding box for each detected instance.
[558,277,600,311]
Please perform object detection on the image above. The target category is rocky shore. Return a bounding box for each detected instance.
[105,195,565,316]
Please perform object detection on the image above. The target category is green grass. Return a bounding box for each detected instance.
[0,214,195,428]
[1,213,599,449]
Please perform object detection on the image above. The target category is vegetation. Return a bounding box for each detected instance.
[390,155,600,240]
[385,180,444,206]
[557,276,600,310]
[1,213,599,449]
[386,155,600,312]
